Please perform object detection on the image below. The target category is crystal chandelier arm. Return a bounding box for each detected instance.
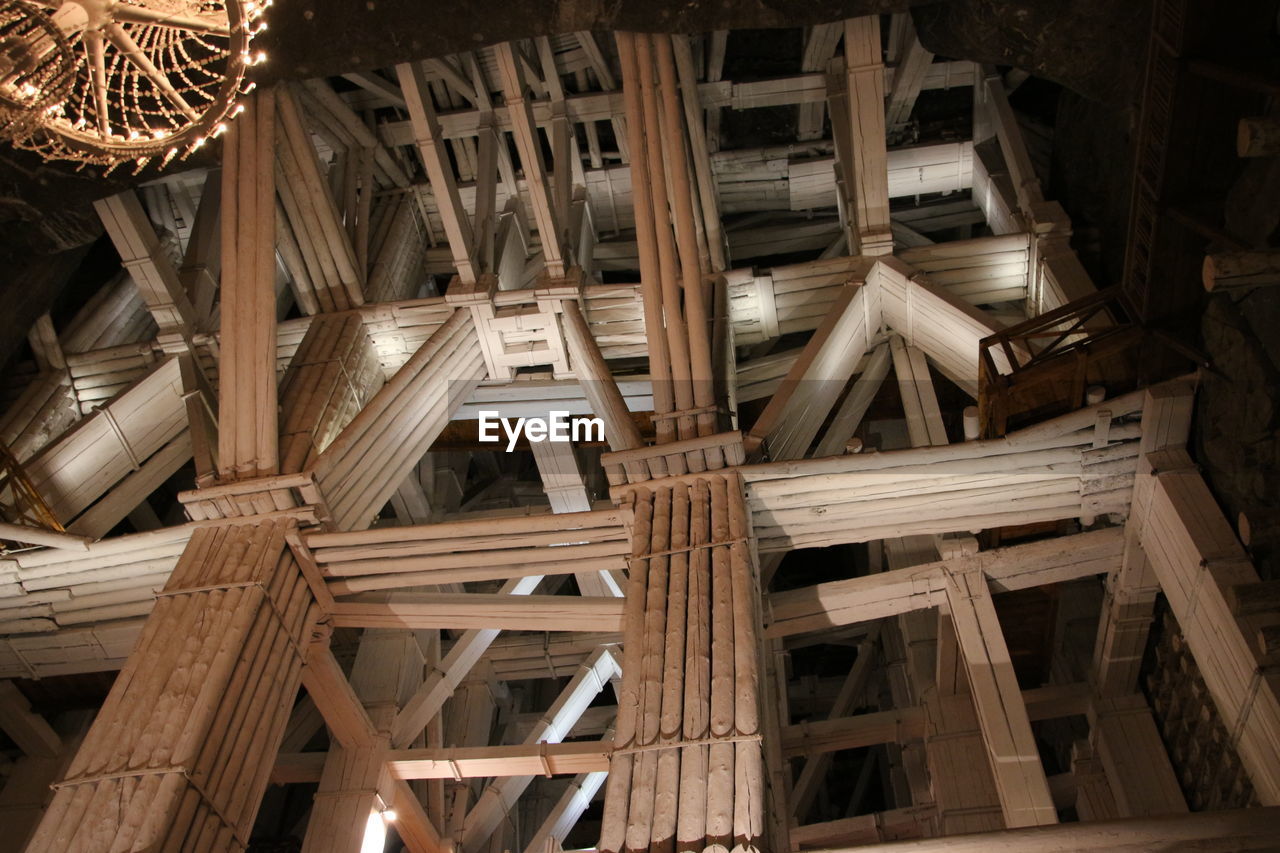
[107,3,231,37]
[102,21,200,121]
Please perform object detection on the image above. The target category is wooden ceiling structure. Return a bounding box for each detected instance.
[0,9,1277,853]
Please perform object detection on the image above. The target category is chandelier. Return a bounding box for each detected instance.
[0,0,267,172]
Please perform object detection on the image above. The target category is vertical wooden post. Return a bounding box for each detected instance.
[219,87,280,481]
[840,17,892,256]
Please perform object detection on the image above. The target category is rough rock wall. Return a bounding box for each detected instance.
[1200,289,1280,582]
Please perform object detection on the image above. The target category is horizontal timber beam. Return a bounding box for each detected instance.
[273,740,611,784]
[330,593,626,632]
[765,528,1123,638]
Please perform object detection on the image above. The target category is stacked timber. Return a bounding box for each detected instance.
[59,272,156,355]
[306,507,631,594]
[313,308,487,529]
[274,83,366,313]
[358,297,454,374]
[600,474,769,853]
[899,233,1031,306]
[743,397,1145,551]
[470,631,625,681]
[787,142,974,211]
[177,472,326,523]
[407,139,974,245]
[583,283,648,360]
[278,312,385,473]
[735,348,803,404]
[725,258,866,347]
[26,519,319,850]
[0,372,78,462]
[365,192,428,304]
[15,357,186,525]
[744,273,879,462]
[0,620,145,679]
[0,525,191,636]
[589,242,1018,352]
[875,257,1011,397]
[64,342,161,415]
[602,432,747,488]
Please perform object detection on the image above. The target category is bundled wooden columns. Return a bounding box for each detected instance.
[278,311,384,474]
[313,308,487,530]
[617,32,720,460]
[219,87,281,481]
[27,518,319,850]
[601,473,768,853]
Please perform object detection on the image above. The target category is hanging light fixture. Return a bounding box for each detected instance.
[0,0,267,172]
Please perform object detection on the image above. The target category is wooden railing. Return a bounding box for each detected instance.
[978,287,1142,437]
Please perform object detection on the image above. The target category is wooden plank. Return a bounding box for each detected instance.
[766,528,1123,637]
[398,61,478,283]
[330,594,625,632]
[495,43,564,276]
[944,563,1057,827]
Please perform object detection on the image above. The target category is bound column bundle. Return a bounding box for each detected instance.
[27,518,318,851]
[278,311,385,474]
[616,32,720,464]
[601,474,768,853]
[313,308,487,530]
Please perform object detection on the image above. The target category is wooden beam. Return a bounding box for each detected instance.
[780,683,1088,757]
[798,23,843,141]
[791,806,935,849]
[943,563,1057,827]
[789,638,878,819]
[812,341,891,458]
[313,309,486,530]
[746,268,878,460]
[461,646,619,849]
[94,191,197,346]
[218,87,280,479]
[530,437,624,597]
[671,35,727,272]
[390,575,543,749]
[1088,694,1187,817]
[766,528,1123,638]
[1203,249,1280,291]
[495,42,565,276]
[276,740,611,784]
[885,19,934,134]
[64,433,190,538]
[397,61,478,283]
[838,17,892,255]
[1093,381,1194,697]
[523,767,609,853]
[890,334,947,448]
[301,639,379,750]
[330,593,625,633]
[376,66,979,147]
[980,67,1043,213]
